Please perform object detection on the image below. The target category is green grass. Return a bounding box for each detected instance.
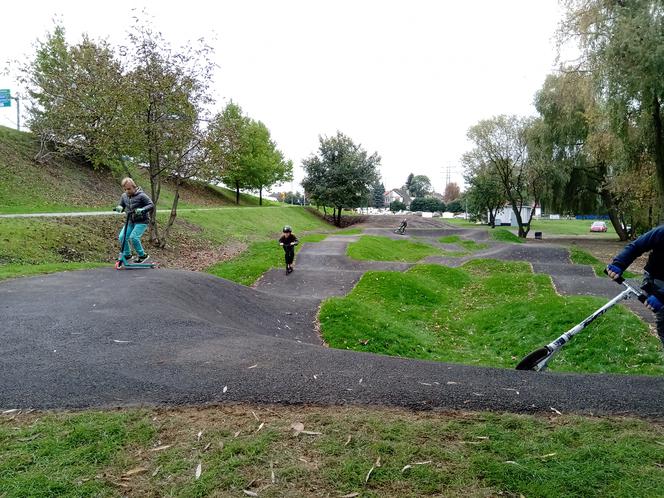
[347,236,440,262]
[2,406,662,497]
[529,218,616,237]
[569,247,639,279]
[0,262,107,281]
[0,125,273,214]
[319,260,664,375]
[490,228,524,243]
[0,410,154,497]
[438,235,488,252]
[207,234,327,285]
[180,206,331,244]
[0,218,113,266]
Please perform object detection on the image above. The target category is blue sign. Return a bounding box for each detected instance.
[0,89,11,107]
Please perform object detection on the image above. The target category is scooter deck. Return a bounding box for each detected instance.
[115,260,160,270]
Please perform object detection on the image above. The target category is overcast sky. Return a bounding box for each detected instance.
[0,0,565,193]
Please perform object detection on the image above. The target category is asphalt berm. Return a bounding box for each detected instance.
[1,220,662,417]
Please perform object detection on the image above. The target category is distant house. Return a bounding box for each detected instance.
[384,188,412,208]
[493,205,533,227]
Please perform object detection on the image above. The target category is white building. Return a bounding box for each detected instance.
[493,205,533,227]
[384,188,412,208]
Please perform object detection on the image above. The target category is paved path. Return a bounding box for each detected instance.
[1,226,662,417]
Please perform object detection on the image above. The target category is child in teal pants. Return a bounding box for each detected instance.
[114,177,154,263]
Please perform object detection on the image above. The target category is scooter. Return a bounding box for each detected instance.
[394,225,406,235]
[115,210,159,270]
[515,270,647,371]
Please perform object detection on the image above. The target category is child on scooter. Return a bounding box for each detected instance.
[279,225,299,274]
[113,177,154,263]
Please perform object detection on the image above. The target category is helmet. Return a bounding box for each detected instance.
[283,225,292,233]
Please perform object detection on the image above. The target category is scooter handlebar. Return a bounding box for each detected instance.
[603,268,648,303]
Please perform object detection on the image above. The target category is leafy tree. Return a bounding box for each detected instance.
[408,175,432,198]
[462,151,507,227]
[389,200,407,212]
[410,197,445,212]
[443,182,461,203]
[122,19,215,245]
[466,115,536,238]
[446,200,463,213]
[23,25,127,166]
[302,132,381,226]
[560,0,664,214]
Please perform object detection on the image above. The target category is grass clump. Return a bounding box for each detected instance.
[347,235,440,262]
[490,228,524,244]
[319,260,663,375]
[439,235,488,252]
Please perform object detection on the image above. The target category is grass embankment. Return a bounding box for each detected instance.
[184,207,334,285]
[1,406,662,498]
[347,235,440,262]
[207,234,327,285]
[0,125,272,214]
[0,207,332,281]
[570,247,639,279]
[320,260,663,375]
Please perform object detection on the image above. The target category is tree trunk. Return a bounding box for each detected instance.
[259,186,263,206]
[160,178,181,248]
[652,94,664,216]
[235,180,240,205]
[509,201,528,238]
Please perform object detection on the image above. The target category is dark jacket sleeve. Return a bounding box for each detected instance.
[119,194,127,210]
[137,192,154,212]
[291,235,299,246]
[612,226,664,271]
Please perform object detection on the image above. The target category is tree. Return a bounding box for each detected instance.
[446,200,463,213]
[23,25,127,166]
[408,175,432,198]
[466,115,535,238]
[532,71,635,239]
[389,200,407,212]
[302,132,381,226]
[372,181,385,208]
[560,0,664,215]
[122,19,215,245]
[443,182,461,203]
[410,197,445,212]
[462,151,507,227]
[242,120,293,205]
[404,173,414,192]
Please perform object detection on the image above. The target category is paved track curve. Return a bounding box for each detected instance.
[1,223,662,417]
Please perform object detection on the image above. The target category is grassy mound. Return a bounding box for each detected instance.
[438,235,488,252]
[490,228,524,243]
[347,235,440,262]
[319,260,663,375]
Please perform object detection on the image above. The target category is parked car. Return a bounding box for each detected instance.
[590,221,608,232]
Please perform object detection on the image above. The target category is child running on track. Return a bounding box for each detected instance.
[113,177,154,263]
[279,225,299,274]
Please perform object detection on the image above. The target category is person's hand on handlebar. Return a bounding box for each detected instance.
[646,295,663,313]
[606,264,623,281]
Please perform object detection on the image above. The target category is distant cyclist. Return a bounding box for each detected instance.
[395,218,408,235]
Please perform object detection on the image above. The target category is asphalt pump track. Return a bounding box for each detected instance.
[1,227,662,417]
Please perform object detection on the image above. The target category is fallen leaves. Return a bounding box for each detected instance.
[290,421,321,436]
[195,462,202,480]
[365,456,381,483]
[122,467,148,477]
[149,444,172,452]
